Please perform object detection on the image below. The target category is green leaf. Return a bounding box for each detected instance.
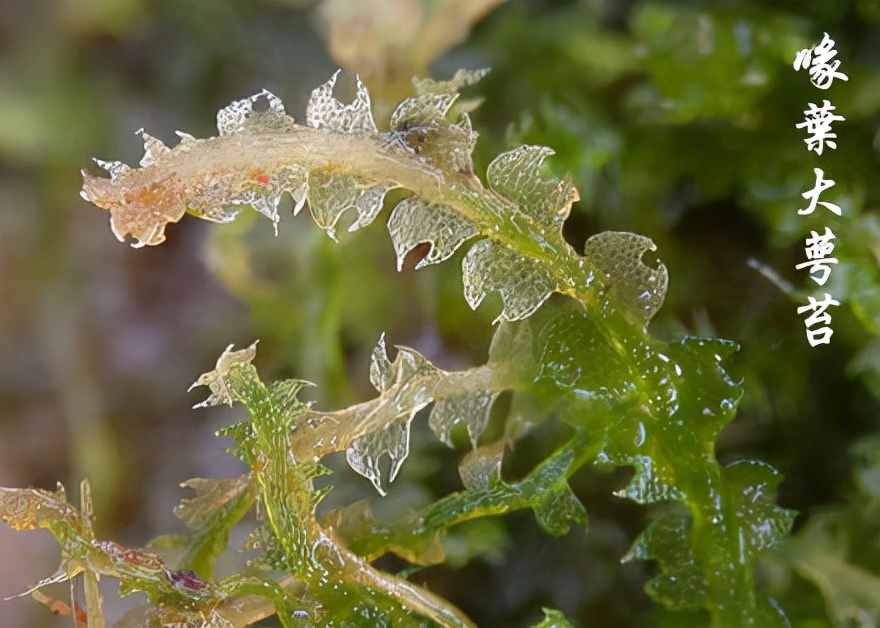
[173,474,258,580]
[193,345,477,627]
[630,4,802,122]
[532,480,588,537]
[0,482,253,626]
[624,505,706,611]
[533,607,575,628]
[531,304,793,625]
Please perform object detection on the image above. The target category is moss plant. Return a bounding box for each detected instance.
[1,69,798,627]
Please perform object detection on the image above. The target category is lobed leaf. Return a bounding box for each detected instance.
[80,69,668,328]
[429,390,500,448]
[191,344,477,627]
[463,240,558,323]
[188,341,259,408]
[387,196,478,270]
[173,475,257,580]
[0,482,263,627]
[583,231,668,324]
[531,304,792,624]
[486,145,577,231]
[281,332,515,495]
[533,607,576,628]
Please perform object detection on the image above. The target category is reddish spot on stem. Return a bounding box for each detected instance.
[168,569,208,590]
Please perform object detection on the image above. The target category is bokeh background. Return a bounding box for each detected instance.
[1,1,878,626]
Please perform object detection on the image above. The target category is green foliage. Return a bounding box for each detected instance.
[2,1,878,626]
[763,435,880,627]
[6,69,787,625]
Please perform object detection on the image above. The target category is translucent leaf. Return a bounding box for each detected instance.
[723,461,796,554]
[387,196,478,270]
[390,68,488,129]
[623,506,706,610]
[221,165,309,232]
[533,607,576,628]
[301,75,390,237]
[463,240,557,322]
[306,71,377,133]
[613,455,686,504]
[533,481,587,537]
[217,89,295,137]
[384,113,478,179]
[91,158,129,179]
[389,92,460,130]
[385,70,482,177]
[458,440,505,491]
[137,129,170,167]
[413,68,491,101]
[346,418,414,496]
[584,231,668,325]
[344,338,441,494]
[487,319,536,381]
[173,475,257,579]
[486,145,578,231]
[429,390,499,448]
[369,332,394,393]
[306,171,390,239]
[188,341,259,408]
[286,330,515,497]
[206,92,308,230]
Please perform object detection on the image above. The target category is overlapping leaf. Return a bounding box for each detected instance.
[173,475,257,580]
[305,72,395,238]
[189,342,478,626]
[532,304,794,624]
[385,78,583,323]
[387,197,478,270]
[339,333,507,494]
[0,481,257,627]
[81,68,669,333]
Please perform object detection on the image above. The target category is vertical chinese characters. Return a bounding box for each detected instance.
[793,32,849,90]
[792,33,848,347]
[795,101,844,155]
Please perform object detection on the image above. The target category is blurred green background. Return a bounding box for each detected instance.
[1,1,878,626]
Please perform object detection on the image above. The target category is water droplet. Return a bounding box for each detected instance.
[634,422,646,447]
